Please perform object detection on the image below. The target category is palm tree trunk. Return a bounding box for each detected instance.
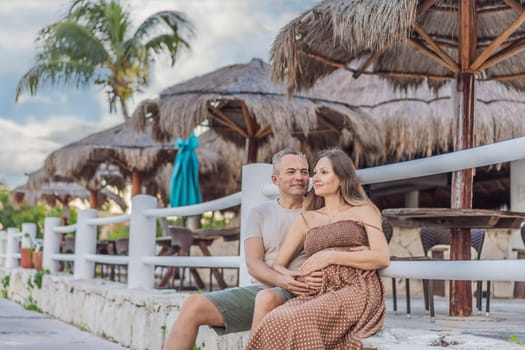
[120,97,130,120]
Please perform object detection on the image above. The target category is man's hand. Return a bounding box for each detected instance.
[274,264,311,295]
[297,270,323,292]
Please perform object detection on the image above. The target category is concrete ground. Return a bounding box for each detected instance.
[0,297,126,350]
[1,294,525,349]
[365,296,525,349]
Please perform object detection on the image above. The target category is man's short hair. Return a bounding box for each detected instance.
[271,147,307,175]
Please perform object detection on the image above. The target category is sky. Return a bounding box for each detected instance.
[0,0,320,189]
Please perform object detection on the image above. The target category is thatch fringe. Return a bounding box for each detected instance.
[311,70,525,162]
[133,58,383,166]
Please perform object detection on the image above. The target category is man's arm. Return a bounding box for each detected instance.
[245,237,310,294]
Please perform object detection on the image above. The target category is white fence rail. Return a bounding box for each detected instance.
[2,137,525,289]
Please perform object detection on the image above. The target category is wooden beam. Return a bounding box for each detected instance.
[240,100,257,137]
[482,71,525,80]
[412,22,460,72]
[470,10,525,70]
[254,126,272,138]
[299,50,453,81]
[459,0,476,70]
[416,0,439,16]
[353,49,384,78]
[316,114,340,133]
[208,106,248,137]
[502,0,525,13]
[301,51,352,71]
[373,70,452,81]
[478,38,525,71]
[406,38,456,71]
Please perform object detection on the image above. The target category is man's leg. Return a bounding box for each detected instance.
[163,294,224,350]
[250,288,288,334]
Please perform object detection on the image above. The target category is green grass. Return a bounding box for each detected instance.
[24,296,42,313]
[1,273,10,299]
[33,269,50,289]
[511,335,525,345]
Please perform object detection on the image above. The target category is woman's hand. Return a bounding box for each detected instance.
[299,251,333,275]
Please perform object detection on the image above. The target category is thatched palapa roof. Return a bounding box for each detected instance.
[12,169,127,211]
[44,119,178,185]
[132,58,381,166]
[271,0,525,94]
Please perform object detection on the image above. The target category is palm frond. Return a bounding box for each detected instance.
[103,1,130,47]
[144,34,189,65]
[134,10,194,43]
[15,60,96,101]
[51,21,110,64]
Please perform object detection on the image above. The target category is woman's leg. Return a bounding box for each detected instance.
[250,288,288,334]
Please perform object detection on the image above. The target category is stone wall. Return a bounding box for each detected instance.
[1,268,249,350]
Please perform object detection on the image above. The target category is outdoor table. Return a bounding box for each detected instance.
[156,227,240,290]
[382,208,525,316]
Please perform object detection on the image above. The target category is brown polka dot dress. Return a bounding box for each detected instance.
[246,220,386,350]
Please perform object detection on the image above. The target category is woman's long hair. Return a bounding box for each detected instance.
[304,149,377,212]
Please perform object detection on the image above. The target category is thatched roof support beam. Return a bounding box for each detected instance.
[240,101,257,136]
[300,50,353,72]
[412,22,460,72]
[316,114,340,133]
[208,106,249,138]
[470,9,525,71]
[502,0,525,14]
[254,126,272,138]
[373,71,452,81]
[416,0,439,16]
[478,38,525,71]
[406,38,457,72]
[483,71,525,81]
[353,49,384,79]
[459,0,477,70]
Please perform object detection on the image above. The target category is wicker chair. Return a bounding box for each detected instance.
[59,236,75,272]
[387,225,487,318]
[113,238,129,282]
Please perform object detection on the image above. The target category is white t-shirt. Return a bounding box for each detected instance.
[244,199,307,286]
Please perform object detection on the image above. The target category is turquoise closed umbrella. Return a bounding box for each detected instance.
[170,133,202,207]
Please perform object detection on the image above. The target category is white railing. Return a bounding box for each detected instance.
[3,136,525,289]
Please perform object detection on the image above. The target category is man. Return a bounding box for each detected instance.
[163,147,318,350]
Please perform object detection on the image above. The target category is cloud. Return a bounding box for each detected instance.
[0,0,319,188]
[0,114,120,185]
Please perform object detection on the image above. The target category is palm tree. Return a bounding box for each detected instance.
[15,0,194,120]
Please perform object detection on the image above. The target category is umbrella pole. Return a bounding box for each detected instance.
[89,190,97,209]
[132,171,142,196]
[449,72,475,317]
[246,137,259,164]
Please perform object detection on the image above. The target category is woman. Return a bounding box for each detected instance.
[246,149,390,350]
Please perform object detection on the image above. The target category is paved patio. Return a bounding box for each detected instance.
[1,293,524,349]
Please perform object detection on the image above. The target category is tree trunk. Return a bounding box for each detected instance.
[120,96,130,120]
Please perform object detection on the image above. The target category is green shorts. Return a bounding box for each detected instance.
[205,286,293,335]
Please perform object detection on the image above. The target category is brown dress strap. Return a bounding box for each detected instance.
[360,221,382,232]
[299,213,311,229]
